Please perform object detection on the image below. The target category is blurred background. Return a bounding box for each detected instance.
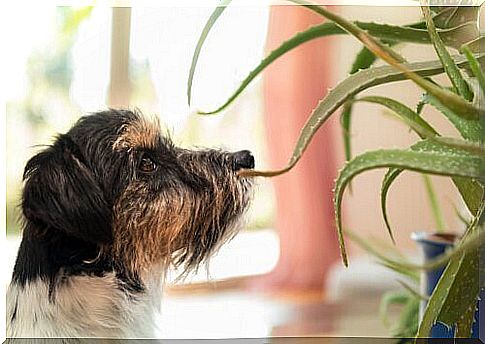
[4,1,478,339]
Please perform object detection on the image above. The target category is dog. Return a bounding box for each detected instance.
[7,109,255,338]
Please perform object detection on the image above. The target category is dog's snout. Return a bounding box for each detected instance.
[232,150,255,170]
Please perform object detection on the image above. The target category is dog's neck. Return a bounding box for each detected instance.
[8,225,164,338]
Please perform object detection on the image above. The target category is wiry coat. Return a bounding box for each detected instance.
[7,110,254,338]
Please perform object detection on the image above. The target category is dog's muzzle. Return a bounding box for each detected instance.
[232,150,255,171]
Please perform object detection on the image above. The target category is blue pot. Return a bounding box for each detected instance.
[412,231,482,339]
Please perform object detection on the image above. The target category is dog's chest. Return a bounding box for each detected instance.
[7,273,161,338]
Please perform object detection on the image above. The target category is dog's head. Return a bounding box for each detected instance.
[21,109,254,277]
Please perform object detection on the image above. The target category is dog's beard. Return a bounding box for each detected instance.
[112,149,253,277]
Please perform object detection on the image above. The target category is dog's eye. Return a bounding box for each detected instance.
[139,155,157,173]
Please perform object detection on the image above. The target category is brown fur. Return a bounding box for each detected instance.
[110,115,252,276]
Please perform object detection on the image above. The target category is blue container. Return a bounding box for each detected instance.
[412,231,482,339]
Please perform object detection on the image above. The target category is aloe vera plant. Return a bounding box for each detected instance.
[188,1,484,339]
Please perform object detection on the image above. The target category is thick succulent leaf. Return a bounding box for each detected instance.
[187,0,232,106]
[455,303,476,338]
[393,296,420,339]
[416,202,484,338]
[196,20,450,115]
[452,177,483,215]
[352,21,477,49]
[381,168,403,242]
[353,96,438,139]
[381,174,482,246]
[379,291,410,327]
[341,102,353,163]
[239,54,483,178]
[462,45,485,95]
[422,175,446,233]
[346,229,419,280]
[196,22,343,114]
[422,6,474,101]
[343,44,396,163]
[423,94,481,142]
[335,140,482,265]
[296,2,482,119]
[324,6,482,121]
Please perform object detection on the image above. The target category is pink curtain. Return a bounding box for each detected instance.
[253,5,340,292]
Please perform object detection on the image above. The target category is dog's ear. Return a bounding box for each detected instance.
[22,134,112,244]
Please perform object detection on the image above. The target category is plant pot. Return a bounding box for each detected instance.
[412,231,482,339]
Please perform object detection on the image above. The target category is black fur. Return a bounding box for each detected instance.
[12,109,252,296]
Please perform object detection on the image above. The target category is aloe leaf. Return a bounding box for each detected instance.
[422,6,474,101]
[351,21,477,49]
[353,96,438,139]
[196,22,342,114]
[341,102,353,163]
[187,0,232,106]
[381,171,482,245]
[340,10,481,120]
[380,291,410,328]
[290,1,481,119]
[239,54,482,179]
[423,94,480,142]
[191,16,477,115]
[416,201,484,338]
[381,168,403,242]
[334,140,482,265]
[455,303,476,338]
[452,177,483,215]
[393,296,420,339]
[422,175,446,233]
[342,46,381,164]
[197,20,430,115]
[462,45,485,95]
[346,229,419,280]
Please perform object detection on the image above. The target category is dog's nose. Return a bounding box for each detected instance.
[232,150,255,170]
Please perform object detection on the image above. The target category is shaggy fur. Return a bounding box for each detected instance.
[7,109,254,338]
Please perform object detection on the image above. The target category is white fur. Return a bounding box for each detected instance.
[7,272,163,338]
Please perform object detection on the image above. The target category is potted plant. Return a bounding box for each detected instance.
[187,0,484,340]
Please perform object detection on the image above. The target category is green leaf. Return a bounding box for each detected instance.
[380,291,410,328]
[341,102,354,163]
[334,140,482,265]
[349,46,377,75]
[462,45,485,96]
[393,296,420,339]
[346,229,419,280]
[452,177,483,215]
[416,201,484,338]
[287,0,406,63]
[381,168,403,242]
[422,6,474,101]
[187,0,232,106]
[422,175,446,233]
[198,19,449,115]
[342,46,380,164]
[353,96,438,139]
[239,54,483,179]
[455,303,476,338]
[423,94,481,142]
[380,170,482,244]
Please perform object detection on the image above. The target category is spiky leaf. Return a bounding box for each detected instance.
[335,140,483,265]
